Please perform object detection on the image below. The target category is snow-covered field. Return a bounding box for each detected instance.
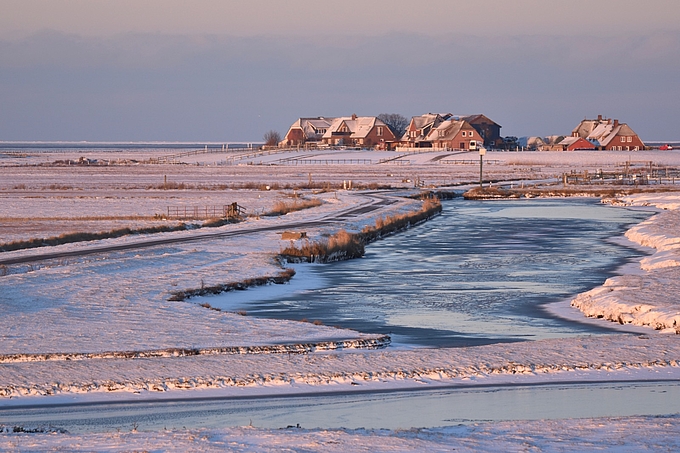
[2,148,680,450]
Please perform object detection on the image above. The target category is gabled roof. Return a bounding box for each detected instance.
[322,116,390,139]
[573,115,643,147]
[461,114,501,127]
[424,119,472,141]
[402,113,452,141]
[288,117,335,140]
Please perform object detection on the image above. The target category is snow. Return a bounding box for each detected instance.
[3,149,680,449]
[2,416,679,452]
[571,193,680,332]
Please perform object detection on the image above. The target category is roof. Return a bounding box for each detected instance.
[322,116,392,140]
[424,119,472,141]
[572,116,644,147]
[402,113,451,141]
[286,117,335,141]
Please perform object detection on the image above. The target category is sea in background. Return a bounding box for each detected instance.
[209,198,653,347]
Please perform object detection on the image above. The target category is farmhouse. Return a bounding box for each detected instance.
[571,115,645,151]
[401,113,502,148]
[321,114,395,149]
[425,118,480,150]
[281,115,395,149]
[281,117,334,147]
[460,114,503,147]
[543,136,596,151]
[401,113,452,147]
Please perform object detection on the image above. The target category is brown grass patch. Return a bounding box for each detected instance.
[279,198,442,263]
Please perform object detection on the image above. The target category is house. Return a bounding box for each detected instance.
[571,115,645,151]
[424,118,480,150]
[281,117,335,147]
[549,136,596,151]
[401,113,502,148]
[460,114,502,148]
[401,113,452,148]
[321,114,395,149]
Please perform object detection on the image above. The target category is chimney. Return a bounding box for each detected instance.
[351,113,357,120]
[613,119,619,128]
[607,119,612,125]
[597,114,603,121]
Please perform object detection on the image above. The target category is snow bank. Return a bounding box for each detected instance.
[2,415,679,452]
[2,334,679,399]
[572,193,680,332]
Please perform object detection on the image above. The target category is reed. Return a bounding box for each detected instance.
[279,199,442,263]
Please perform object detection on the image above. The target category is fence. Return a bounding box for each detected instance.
[166,203,245,220]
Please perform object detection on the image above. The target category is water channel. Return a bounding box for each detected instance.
[4,198,674,433]
[211,198,653,347]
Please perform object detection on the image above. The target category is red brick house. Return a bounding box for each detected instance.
[571,115,645,151]
[281,117,335,147]
[461,114,502,148]
[551,136,596,151]
[401,113,452,147]
[425,119,480,150]
[321,114,395,149]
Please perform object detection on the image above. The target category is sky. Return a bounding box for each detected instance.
[1,0,679,141]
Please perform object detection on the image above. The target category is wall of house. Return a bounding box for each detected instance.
[433,128,478,150]
[362,125,395,149]
[285,128,305,146]
[604,134,645,151]
[469,120,501,147]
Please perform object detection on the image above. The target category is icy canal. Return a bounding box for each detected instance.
[3,381,680,432]
[213,198,653,347]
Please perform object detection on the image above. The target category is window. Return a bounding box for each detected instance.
[627,136,632,142]
[469,131,474,137]
[377,126,383,136]
[621,137,626,143]
[462,131,467,137]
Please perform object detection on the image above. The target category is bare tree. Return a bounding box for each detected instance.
[377,113,408,138]
[263,130,282,147]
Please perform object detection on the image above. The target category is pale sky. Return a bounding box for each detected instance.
[1,0,679,141]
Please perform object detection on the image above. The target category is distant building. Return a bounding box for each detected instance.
[320,114,395,149]
[401,113,452,148]
[401,113,501,148]
[281,117,334,147]
[425,118,480,150]
[571,115,645,151]
[545,136,596,151]
[460,114,503,148]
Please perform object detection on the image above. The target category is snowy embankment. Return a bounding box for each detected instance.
[2,334,680,398]
[572,193,680,332]
[2,415,679,452]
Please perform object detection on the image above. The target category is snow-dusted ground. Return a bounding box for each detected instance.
[3,149,680,449]
[2,415,679,452]
[571,193,680,332]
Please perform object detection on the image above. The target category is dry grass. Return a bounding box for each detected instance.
[280,199,442,263]
[264,198,323,216]
[168,268,296,302]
